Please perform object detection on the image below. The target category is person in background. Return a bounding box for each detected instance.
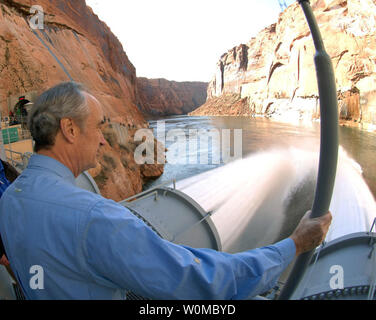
[13,96,30,126]
[0,159,19,282]
[0,82,332,300]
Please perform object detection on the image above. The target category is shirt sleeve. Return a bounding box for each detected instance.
[81,199,296,300]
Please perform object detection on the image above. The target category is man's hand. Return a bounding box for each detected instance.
[289,211,332,256]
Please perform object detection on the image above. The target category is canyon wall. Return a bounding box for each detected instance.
[191,0,376,132]
[137,77,208,116]
[0,0,163,201]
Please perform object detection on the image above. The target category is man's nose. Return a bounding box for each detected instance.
[99,131,107,146]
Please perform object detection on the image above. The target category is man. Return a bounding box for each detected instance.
[13,96,30,125]
[0,82,331,300]
[15,96,30,108]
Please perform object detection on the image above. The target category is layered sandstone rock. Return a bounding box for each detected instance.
[0,0,163,200]
[191,0,376,131]
[89,123,164,201]
[137,77,208,116]
[190,93,250,116]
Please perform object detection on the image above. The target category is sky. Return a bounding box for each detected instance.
[85,0,296,82]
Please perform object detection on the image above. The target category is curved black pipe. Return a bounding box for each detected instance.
[278,0,339,300]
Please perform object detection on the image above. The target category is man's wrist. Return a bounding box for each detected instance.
[289,236,301,256]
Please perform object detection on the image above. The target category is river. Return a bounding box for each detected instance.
[144,115,376,253]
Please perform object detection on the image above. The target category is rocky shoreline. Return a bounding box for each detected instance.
[192,0,376,133]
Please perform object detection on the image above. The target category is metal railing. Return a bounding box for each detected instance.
[3,149,32,170]
[1,118,33,170]
[119,179,177,205]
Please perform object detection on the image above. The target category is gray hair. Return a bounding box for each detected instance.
[28,82,90,152]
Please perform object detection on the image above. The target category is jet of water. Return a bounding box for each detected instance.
[175,147,376,252]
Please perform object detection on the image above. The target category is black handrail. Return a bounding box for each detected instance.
[278,0,339,300]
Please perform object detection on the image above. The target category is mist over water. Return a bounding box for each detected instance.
[146,116,376,253]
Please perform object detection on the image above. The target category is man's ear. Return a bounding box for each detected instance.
[60,118,79,144]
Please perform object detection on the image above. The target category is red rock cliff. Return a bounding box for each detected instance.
[0,0,163,201]
[137,77,208,116]
[191,0,376,132]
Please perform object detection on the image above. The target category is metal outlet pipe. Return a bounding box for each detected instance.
[278,0,339,300]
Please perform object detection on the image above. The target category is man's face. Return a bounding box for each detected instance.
[76,93,106,172]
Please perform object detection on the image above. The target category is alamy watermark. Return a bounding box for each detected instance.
[29,265,44,290]
[28,5,44,30]
[27,263,345,294]
[329,264,344,290]
[133,121,243,165]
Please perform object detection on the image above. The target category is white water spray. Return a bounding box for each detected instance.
[175,147,376,252]
[328,148,376,241]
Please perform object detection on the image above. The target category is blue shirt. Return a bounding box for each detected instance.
[0,154,296,300]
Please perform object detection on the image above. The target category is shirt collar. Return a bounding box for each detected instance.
[27,154,76,185]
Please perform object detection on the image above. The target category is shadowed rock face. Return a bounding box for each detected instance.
[192,0,376,131]
[137,77,208,116]
[0,0,144,125]
[0,0,163,200]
